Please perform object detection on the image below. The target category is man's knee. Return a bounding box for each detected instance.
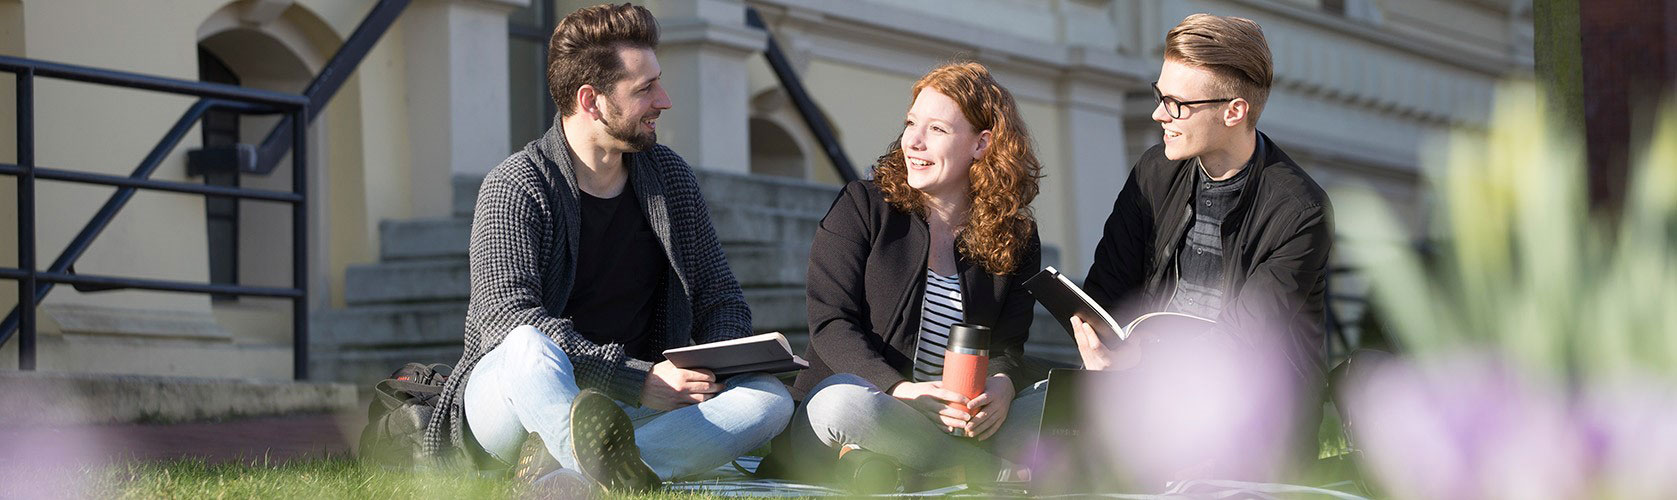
[498,325,575,379]
[723,372,795,432]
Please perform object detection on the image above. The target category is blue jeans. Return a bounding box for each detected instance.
[463,325,794,480]
[782,373,1048,474]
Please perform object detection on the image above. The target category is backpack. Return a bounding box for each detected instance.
[358,362,451,468]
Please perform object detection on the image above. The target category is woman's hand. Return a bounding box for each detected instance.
[889,380,971,432]
[963,374,1015,440]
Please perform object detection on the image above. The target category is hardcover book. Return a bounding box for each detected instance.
[661,332,808,375]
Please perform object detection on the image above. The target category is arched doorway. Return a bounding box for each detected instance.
[195,2,352,341]
[749,117,807,179]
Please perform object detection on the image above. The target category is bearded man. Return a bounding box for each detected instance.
[421,3,793,493]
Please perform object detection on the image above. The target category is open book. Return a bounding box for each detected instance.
[661,332,809,375]
[1024,267,1218,346]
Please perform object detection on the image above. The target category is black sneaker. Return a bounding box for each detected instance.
[513,432,563,483]
[568,389,659,492]
[835,445,901,494]
[513,432,593,499]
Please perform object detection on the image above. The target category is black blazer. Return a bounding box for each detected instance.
[791,181,1041,399]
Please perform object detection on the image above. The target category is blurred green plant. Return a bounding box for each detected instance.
[1337,82,1677,380]
[84,458,729,499]
[1331,82,1677,499]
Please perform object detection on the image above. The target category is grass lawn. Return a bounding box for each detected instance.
[77,458,722,499]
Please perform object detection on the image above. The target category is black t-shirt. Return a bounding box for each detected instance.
[565,178,669,360]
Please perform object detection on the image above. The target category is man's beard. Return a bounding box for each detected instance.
[602,100,657,152]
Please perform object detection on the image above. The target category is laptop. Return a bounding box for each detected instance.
[1028,368,1130,495]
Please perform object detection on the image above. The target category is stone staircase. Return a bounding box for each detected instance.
[310,170,1079,386]
[308,177,472,384]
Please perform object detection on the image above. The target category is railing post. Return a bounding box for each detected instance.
[291,108,309,381]
[16,69,36,370]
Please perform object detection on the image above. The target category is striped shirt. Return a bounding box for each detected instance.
[912,269,965,382]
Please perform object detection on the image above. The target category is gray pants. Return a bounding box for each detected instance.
[780,373,1048,477]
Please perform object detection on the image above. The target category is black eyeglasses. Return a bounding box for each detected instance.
[1151,82,1235,119]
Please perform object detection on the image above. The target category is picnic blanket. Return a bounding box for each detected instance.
[664,457,1371,498]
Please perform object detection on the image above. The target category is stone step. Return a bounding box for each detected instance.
[0,371,357,425]
[711,204,824,245]
[13,334,297,380]
[312,302,466,349]
[694,169,841,215]
[380,217,471,261]
[343,260,469,306]
[309,344,465,386]
[452,170,843,218]
[344,250,810,306]
[375,214,822,267]
[443,172,833,258]
[743,286,807,334]
[726,243,809,288]
[453,175,484,218]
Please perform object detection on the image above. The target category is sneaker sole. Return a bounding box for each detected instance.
[513,432,562,484]
[568,389,659,492]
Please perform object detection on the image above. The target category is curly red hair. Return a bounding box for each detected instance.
[874,62,1042,275]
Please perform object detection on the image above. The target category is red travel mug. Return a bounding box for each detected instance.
[941,323,990,436]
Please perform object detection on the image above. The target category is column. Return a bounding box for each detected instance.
[646,0,766,173]
[404,0,528,217]
[1059,65,1133,279]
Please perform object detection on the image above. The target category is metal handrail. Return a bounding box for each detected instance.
[0,164,304,203]
[248,0,410,175]
[0,56,306,107]
[1,62,309,377]
[0,64,306,377]
[1,0,409,379]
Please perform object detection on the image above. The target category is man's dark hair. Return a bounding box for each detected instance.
[547,3,660,117]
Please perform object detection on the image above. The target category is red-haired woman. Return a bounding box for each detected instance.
[772,61,1046,489]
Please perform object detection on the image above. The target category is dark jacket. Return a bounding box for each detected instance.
[791,181,1042,399]
[423,119,753,461]
[1083,132,1333,386]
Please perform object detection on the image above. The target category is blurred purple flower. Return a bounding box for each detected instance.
[1342,354,1600,500]
[1084,332,1302,490]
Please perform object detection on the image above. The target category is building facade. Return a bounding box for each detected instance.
[0,0,1533,380]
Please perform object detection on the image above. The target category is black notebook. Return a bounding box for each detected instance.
[1022,266,1128,346]
[661,332,808,375]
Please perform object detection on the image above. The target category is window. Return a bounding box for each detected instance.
[509,0,557,152]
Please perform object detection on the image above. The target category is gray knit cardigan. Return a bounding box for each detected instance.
[422,121,753,461]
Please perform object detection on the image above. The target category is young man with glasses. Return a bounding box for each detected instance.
[1069,12,1334,473]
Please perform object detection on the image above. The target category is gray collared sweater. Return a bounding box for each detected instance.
[421,121,753,461]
